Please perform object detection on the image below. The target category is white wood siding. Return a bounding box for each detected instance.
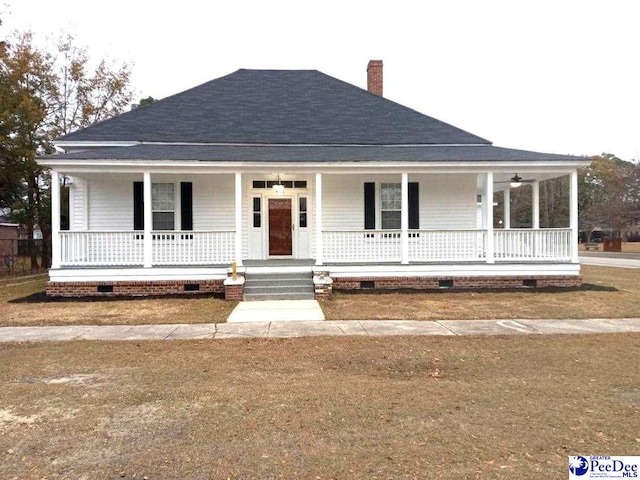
[77,172,476,252]
[417,173,477,229]
[84,173,234,231]
[322,173,477,231]
[69,177,87,230]
[322,174,364,230]
[189,174,234,230]
[86,174,134,230]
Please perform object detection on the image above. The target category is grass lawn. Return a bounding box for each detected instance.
[623,242,640,252]
[0,275,236,326]
[320,265,640,321]
[0,335,638,479]
[1,265,638,327]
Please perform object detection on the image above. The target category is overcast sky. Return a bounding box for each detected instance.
[2,0,638,161]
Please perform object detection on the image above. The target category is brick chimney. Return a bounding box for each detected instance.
[367,60,383,96]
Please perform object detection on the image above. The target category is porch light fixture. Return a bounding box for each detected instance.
[272,175,285,194]
[509,174,523,189]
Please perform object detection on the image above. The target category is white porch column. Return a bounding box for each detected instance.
[51,170,61,269]
[485,172,494,263]
[235,172,243,267]
[143,172,152,268]
[570,170,579,263]
[401,172,409,264]
[532,180,540,229]
[503,189,511,229]
[315,172,323,266]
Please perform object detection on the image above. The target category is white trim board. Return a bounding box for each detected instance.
[49,267,228,283]
[315,263,581,278]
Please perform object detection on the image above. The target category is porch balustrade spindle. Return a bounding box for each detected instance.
[59,231,234,266]
[321,228,571,264]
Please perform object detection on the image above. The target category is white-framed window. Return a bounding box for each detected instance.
[380,183,401,229]
[152,183,175,230]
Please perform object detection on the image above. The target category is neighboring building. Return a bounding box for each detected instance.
[39,61,588,299]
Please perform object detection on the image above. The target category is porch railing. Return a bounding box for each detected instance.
[408,229,487,262]
[60,231,144,266]
[323,230,402,262]
[59,230,235,267]
[494,228,572,261]
[152,231,235,265]
[322,228,572,263]
[59,227,573,267]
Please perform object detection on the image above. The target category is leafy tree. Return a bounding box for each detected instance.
[579,153,638,239]
[48,34,133,138]
[0,32,54,267]
[0,31,132,268]
[132,96,156,109]
[540,176,569,228]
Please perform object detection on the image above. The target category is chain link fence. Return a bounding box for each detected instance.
[0,239,44,275]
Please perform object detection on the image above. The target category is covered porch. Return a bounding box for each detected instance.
[50,169,579,270]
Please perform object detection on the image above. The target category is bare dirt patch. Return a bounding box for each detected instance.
[321,265,640,320]
[41,373,104,385]
[0,408,40,426]
[0,335,638,479]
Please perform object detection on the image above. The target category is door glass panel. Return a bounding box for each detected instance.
[299,197,307,228]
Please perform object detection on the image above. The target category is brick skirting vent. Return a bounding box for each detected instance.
[332,275,582,292]
[47,280,224,297]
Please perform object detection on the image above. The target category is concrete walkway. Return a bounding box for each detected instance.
[227,300,325,323]
[580,256,640,269]
[1,318,640,342]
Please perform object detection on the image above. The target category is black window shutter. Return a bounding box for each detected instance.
[364,182,375,230]
[408,182,419,229]
[180,182,193,231]
[133,182,144,230]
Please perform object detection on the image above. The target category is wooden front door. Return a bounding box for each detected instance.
[268,198,292,256]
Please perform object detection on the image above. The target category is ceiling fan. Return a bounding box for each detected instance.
[495,173,536,188]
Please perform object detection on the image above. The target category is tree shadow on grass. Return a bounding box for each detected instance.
[8,291,225,304]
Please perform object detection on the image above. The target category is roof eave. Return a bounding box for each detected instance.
[37,158,591,171]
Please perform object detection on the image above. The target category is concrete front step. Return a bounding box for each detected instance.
[245,272,311,280]
[245,278,312,288]
[243,271,314,301]
[244,292,315,301]
[244,285,314,294]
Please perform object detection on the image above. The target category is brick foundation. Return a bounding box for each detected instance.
[332,275,582,292]
[46,279,224,297]
[314,282,333,300]
[224,283,244,301]
[46,274,582,299]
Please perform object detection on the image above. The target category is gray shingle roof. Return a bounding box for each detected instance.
[44,144,584,163]
[58,69,490,145]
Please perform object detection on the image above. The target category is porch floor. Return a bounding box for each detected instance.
[55,259,574,270]
[244,259,316,267]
